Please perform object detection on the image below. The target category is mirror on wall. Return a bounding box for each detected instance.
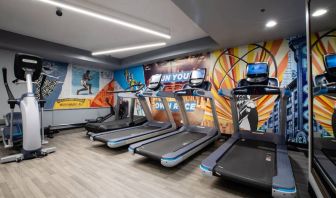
[309,0,336,196]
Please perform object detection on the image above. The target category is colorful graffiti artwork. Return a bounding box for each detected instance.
[312,29,336,137]
[35,29,336,145]
[209,40,291,133]
[33,60,115,110]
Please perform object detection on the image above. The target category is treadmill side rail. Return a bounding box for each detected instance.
[200,136,239,175]
[272,144,297,197]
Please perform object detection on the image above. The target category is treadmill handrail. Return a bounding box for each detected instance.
[232,85,281,95]
[156,91,175,98]
[313,85,336,96]
[107,84,144,94]
[174,88,213,98]
[218,88,232,98]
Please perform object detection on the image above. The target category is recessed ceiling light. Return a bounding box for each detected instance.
[312,9,328,17]
[92,42,167,56]
[265,20,277,28]
[36,0,171,39]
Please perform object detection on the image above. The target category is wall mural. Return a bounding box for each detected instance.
[144,55,208,126]
[72,66,100,96]
[33,30,335,145]
[209,40,290,134]
[35,60,114,110]
[140,36,308,144]
[113,66,145,116]
[34,60,67,109]
[312,29,336,138]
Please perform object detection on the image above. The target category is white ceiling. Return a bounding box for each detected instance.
[0,0,207,58]
[310,0,336,32]
[172,0,307,48]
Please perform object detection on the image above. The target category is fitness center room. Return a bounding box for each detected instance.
[0,0,335,197]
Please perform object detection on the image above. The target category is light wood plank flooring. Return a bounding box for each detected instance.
[0,129,309,198]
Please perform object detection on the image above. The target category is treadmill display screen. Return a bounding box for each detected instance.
[150,74,162,83]
[191,69,206,79]
[246,63,269,77]
[325,54,336,69]
[147,74,162,90]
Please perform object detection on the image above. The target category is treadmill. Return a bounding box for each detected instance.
[129,69,220,167]
[200,62,296,197]
[311,53,336,195]
[90,74,177,148]
[86,83,147,134]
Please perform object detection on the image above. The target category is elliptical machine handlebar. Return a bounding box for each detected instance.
[2,68,15,102]
[1,67,16,148]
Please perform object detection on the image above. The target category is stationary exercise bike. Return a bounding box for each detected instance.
[1,54,56,163]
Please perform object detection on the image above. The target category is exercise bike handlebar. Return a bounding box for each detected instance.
[2,68,15,101]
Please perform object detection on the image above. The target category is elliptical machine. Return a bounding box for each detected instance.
[1,54,56,163]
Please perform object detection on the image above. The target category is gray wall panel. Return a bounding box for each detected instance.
[0,29,121,70]
[43,108,110,127]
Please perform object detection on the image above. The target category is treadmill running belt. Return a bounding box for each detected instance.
[86,116,146,132]
[94,125,160,143]
[214,139,276,189]
[136,131,206,160]
[323,149,336,165]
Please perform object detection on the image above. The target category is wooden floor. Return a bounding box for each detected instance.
[0,129,309,198]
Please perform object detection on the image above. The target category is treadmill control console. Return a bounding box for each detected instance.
[147,74,162,91]
[314,54,336,96]
[324,53,336,78]
[142,92,155,96]
[179,68,211,92]
[138,74,163,97]
[189,69,206,88]
[234,62,280,95]
[175,89,206,96]
[315,54,336,87]
[245,62,269,84]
